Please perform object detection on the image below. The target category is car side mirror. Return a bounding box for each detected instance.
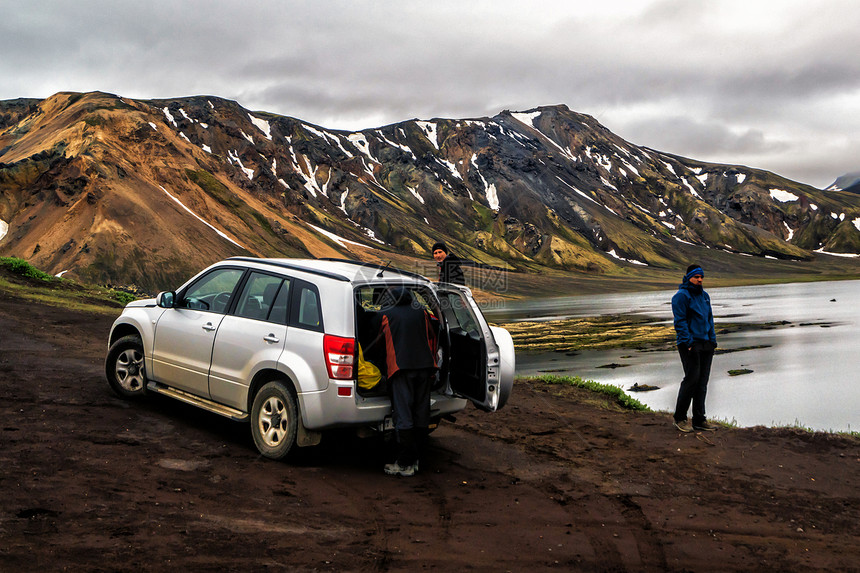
[156,291,176,308]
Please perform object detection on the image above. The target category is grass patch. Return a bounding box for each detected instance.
[527,374,650,412]
[501,314,675,353]
[766,419,860,439]
[728,368,754,376]
[83,115,107,127]
[0,258,135,314]
[0,257,55,281]
[186,169,241,209]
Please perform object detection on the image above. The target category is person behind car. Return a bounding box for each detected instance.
[370,286,440,476]
[431,241,466,285]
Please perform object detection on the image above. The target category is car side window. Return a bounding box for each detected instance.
[292,283,322,331]
[267,280,291,324]
[235,272,289,322]
[179,268,245,313]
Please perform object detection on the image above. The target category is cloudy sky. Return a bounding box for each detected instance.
[3,0,858,188]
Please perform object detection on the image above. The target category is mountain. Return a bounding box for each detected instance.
[825,171,860,194]
[2,91,860,291]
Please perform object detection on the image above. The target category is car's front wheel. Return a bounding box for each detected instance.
[106,335,147,399]
[250,380,298,460]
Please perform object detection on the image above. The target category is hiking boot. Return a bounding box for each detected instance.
[693,421,717,432]
[384,461,416,477]
[673,419,693,433]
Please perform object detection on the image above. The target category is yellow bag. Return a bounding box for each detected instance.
[357,344,382,390]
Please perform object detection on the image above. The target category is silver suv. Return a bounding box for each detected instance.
[106,257,515,460]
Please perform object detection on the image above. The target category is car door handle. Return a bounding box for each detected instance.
[263,334,280,343]
[202,322,217,332]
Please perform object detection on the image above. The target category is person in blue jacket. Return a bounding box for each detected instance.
[671,264,718,432]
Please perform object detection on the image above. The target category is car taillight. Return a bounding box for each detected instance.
[323,335,355,380]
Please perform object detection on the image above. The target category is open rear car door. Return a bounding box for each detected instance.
[437,286,514,411]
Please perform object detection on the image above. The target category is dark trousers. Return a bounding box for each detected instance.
[673,343,714,426]
[389,368,434,465]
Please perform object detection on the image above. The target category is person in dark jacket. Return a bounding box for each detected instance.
[371,287,440,476]
[671,264,718,433]
[431,241,465,285]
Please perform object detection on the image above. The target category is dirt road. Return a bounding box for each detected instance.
[1,292,858,572]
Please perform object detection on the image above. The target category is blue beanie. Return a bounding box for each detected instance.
[684,267,704,281]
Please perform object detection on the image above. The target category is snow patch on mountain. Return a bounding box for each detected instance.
[159,185,244,249]
[308,224,365,248]
[339,189,349,215]
[606,248,648,266]
[600,176,617,191]
[770,188,799,202]
[471,154,499,210]
[510,111,541,127]
[376,131,416,160]
[556,176,598,205]
[162,107,177,127]
[249,115,272,140]
[681,177,701,198]
[227,150,254,180]
[619,157,640,177]
[348,133,377,163]
[415,121,439,149]
[533,129,578,162]
[437,157,463,181]
[407,185,425,205]
[814,248,860,258]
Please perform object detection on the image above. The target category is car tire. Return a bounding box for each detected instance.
[251,380,298,460]
[106,335,147,399]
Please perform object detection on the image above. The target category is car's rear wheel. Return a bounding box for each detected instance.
[106,335,147,399]
[251,380,298,460]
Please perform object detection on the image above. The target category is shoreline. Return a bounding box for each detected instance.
[498,312,802,354]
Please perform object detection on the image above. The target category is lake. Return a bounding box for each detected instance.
[483,279,860,433]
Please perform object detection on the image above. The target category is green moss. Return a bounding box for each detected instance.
[0,259,136,315]
[472,203,496,231]
[728,368,754,376]
[111,290,137,305]
[501,314,675,352]
[185,169,241,209]
[822,218,860,253]
[83,115,107,127]
[0,257,55,281]
[251,210,274,235]
[528,374,650,411]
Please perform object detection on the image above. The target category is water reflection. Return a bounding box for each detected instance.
[486,280,860,432]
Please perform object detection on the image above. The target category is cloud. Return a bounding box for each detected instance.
[2,0,859,187]
[620,116,778,157]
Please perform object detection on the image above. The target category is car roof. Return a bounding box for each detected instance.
[225,257,432,285]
